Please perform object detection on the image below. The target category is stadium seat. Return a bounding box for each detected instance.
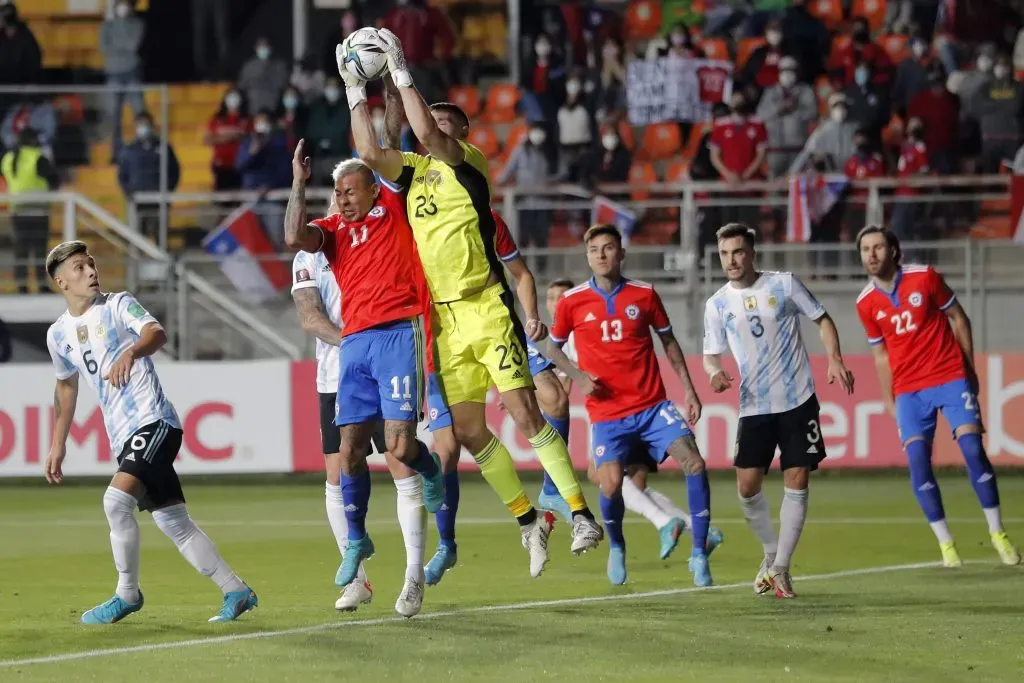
[699,38,729,61]
[633,221,678,245]
[808,0,844,29]
[736,38,766,70]
[467,123,500,158]
[628,161,657,201]
[481,84,520,124]
[616,120,636,151]
[624,0,662,40]
[548,224,579,247]
[879,34,910,63]
[448,86,482,119]
[665,160,688,184]
[637,123,683,161]
[504,120,528,152]
[852,0,888,33]
[52,94,85,126]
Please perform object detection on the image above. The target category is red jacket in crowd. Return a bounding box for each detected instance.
[831,41,893,86]
[382,5,454,65]
[907,88,960,156]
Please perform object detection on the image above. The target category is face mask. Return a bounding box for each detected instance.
[907,126,923,139]
[535,41,551,58]
[254,121,272,135]
[731,103,747,117]
[854,67,870,86]
[225,93,241,110]
[778,70,797,88]
[670,32,689,47]
[283,94,299,110]
[853,28,869,44]
[372,114,385,134]
[115,3,131,19]
[528,129,546,145]
[994,65,1010,80]
[831,107,847,122]
[856,142,869,154]
[911,41,927,58]
[324,86,341,103]
[766,30,782,47]
[977,55,994,72]
[136,124,152,138]
[601,134,618,151]
[565,80,581,96]
[256,46,271,61]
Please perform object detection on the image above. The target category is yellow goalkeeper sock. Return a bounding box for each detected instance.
[473,437,534,522]
[529,423,588,513]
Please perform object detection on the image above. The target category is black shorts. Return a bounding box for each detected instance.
[734,395,826,473]
[626,447,659,474]
[318,392,387,456]
[116,420,185,512]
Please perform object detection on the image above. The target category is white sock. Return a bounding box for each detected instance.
[103,487,141,603]
[326,482,367,583]
[644,486,693,528]
[394,476,426,582]
[740,491,778,557]
[152,503,247,595]
[622,477,673,529]
[774,487,808,570]
[983,507,1003,534]
[930,520,955,543]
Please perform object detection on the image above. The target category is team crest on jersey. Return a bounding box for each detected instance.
[296,268,311,282]
[767,294,777,308]
[424,169,443,188]
[368,205,386,218]
[595,445,606,458]
[909,292,923,307]
[430,408,438,420]
[77,325,88,343]
[625,304,640,320]
[743,296,757,312]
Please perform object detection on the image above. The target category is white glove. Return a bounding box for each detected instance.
[374,28,413,88]
[335,43,367,110]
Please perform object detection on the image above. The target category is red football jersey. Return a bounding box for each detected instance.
[855,265,965,396]
[310,186,424,337]
[896,140,930,196]
[708,118,768,176]
[844,152,886,198]
[696,65,730,104]
[551,279,672,422]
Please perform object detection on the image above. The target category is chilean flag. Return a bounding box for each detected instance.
[591,195,637,247]
[787,174,848,242]
[202,204,292,303]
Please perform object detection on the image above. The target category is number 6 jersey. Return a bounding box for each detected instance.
[703,271,826,417]
[46,292,180,454]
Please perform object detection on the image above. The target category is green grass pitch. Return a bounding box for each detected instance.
[1,473,1023,682]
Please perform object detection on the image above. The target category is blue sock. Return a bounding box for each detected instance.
[340,470,371,540]
[906,440,946,522]
[540,413,569,496]
[436,470,460,550]
[958,433,1000,509]
[686,472,711,553]
[409,440,439,478]
[599,491,626,549]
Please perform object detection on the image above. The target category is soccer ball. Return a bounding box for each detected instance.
[341,28,389,81]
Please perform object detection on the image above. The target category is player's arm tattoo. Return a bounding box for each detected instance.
[546,339,589,386]
[283,180,323,252]
[293,288,341,346]
[658,331,697,396]
[944,302,975,368]
[381,73,405,150]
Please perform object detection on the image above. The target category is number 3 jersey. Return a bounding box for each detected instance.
[551,278,673,422]
[855,264,965,397]
[46,292,180,454]
[703,271,825,417]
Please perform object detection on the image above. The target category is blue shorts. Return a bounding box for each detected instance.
[590,400,693,468]
[425,372,452,432]
[526,339,555,377]
[895,378,982,444]
[336,320,423,426]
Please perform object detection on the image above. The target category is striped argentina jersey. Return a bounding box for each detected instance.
[291,250,342,393]
[46,292,180,454]
[703,271,826,417]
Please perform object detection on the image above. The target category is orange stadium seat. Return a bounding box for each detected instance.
[879,34,910,63]
[628,161,657,201]
[699,38,729,61]
[481,84,520,123]
[632,220,679,245]
[467,123,500,158]
[615,120,636,151]
[736,38,766,70]
[504,120,528,152]
[447,86,481,119]
[665,160,688,183]
[807,0,843,29]
[624,0,662,40]
[637,123,683,161]
[852,0,888,33]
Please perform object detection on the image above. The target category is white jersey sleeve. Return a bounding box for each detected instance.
[113,292,160,336]
[786,273,826,321]
[46,321,78,380]
[291,251,318,294]
[702,298,729,355]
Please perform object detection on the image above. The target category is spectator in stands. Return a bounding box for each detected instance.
[891,117,931,247]
[781,0,830,82]
[557,73,594,182]
[382,0,454,106]
[893,33,943,114]
[204,89,250,192]
[235,109,290,191]
[192,0,230,79]
[831,16,893,87]
[305,77,352,185]
[291,56,322,105]
[758,56,818,178]
[497,123,564,274]
[843,126,886,233]
[844,61,892,141]
[277,86,308,151]
[655,24,704,59]
[1,100,57,155]
[693,102,731,259]
[791,93,859,172]
[975,54,1024,172]
[594,37,627,123]
[0,3,41,89]
[1,126,59,294]
[101,1,146,163]
[321,9,361,78]
[238,37,289,116]
[709,92,768,227]
[740,18,785,95]
[118,112,180,240]
[907,67,960,174]
[581,126,631,192]
[957,43,996,108]
[521,32,568,128]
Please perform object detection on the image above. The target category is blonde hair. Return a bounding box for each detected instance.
[331,158,376,186]
[45,240,89,279]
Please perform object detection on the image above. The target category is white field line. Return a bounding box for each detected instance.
[0,561,948,668]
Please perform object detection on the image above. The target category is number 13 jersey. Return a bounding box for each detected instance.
[703,271,826,417]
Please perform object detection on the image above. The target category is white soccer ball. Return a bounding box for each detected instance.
[341,27,389,81]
